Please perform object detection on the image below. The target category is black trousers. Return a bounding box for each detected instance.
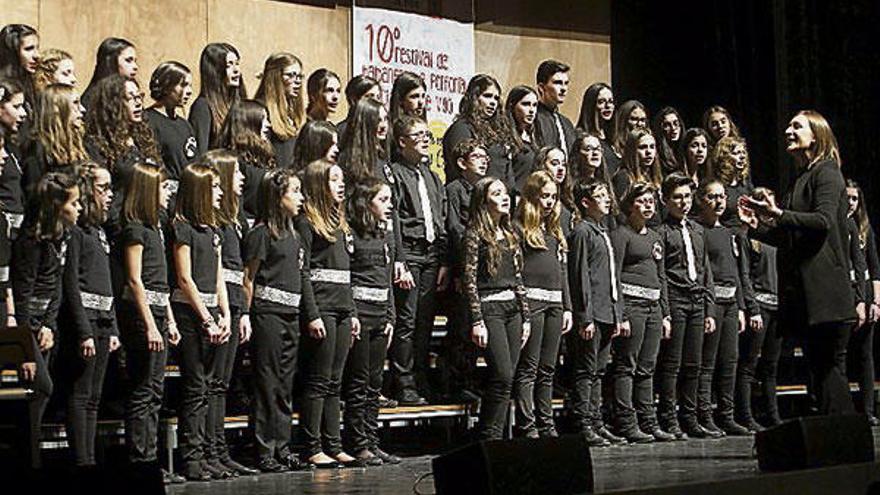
[698,300,739,421]
[300,311,352,456]
[207,307,240,460]
[251,311,300,462]
[611,297,662,432]
[657,293,705,428]
[63,319,113,466]
[479,300,523,440]
[121,306,167,463]
[390,244,440,397]
[343,308,390,452]
[847,321,876,416]
[513,302,563,435]
[735,307,782,423]
[440,290,478,394]
[565,320,614,432]
[804,321,856,415]
[174,304,222,466]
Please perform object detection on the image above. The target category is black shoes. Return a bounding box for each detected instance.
[699,416,726,438]
[649,428,676,442]
[582,428,611,447]
[162,469,186,484]
[221,457,259,475]
[596,426,627,445]
[682,421,721,439]
[354,449,385,467]
[372,447,402,464]
[257,458,287,473]
[378,394,399,408]
[620,428,654,444]
[397,390,429,406]
[718,420,752,436]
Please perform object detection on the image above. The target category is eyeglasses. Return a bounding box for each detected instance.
[406,131,431,141]
[467,152,489,162]
[126,92,145,103]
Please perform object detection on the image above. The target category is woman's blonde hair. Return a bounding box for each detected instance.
[33,48,73,91]
[796,110,841,167]
[712,135,750,185]
[254,52,305,141]
[515,171,566,251]
[31,84,88,165]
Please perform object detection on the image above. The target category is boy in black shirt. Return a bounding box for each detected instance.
[534,60,576,158]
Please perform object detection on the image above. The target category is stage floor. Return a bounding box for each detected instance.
[163,433,823,495]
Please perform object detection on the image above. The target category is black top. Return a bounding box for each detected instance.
[390,157,448,260]
[847,217,868,305]
[0,143,25,216]
[611,169,662,228]
[567,217,623,326]
[520,230,572,311]
[12,232,68,333]
[721,178,754,229]
[120,221,170,315]
[534,102,576,156]
[169,221,221,296]
[656,216,715,317]
[188,96,215,156]
[747,239,778,309]
[241,158,269,225]
[145,108,197,181]
[445,177,473,273]
[350,228,396,325]
[0,213,8,298]
[270,132,296,169]
[19,140,78,200]
[220,213,247,310]
[602,139,621,178]
[702,221,759,314]
[862,225,880,304]
[442,119,514,191]
[85,140,148,235]
[612,223,663,292]
[295,216,355,322]
[511,144,537,196]
[62,224,118,339]
[242,223,304,315]
[462,229,529,324]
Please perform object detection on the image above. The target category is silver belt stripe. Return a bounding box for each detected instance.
[5,212,23,228]
[123,286,170,307]
[714,285,737,300]
[80,291,114,311]
[621,283,661,301]
[481,289,516,302]
[171,289,218,308]
[755,292,778,307]
[0,265,8,283]
[311,269,351,284]
[525,287,562,303]
[254,285,301,308]
[851,269,856,282]
[29,297,51,313]
[223,269,244,285]
[352,286,389,302]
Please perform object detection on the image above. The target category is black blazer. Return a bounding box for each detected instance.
[766,158,856,330]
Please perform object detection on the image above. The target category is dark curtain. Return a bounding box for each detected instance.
[612,0,880,222]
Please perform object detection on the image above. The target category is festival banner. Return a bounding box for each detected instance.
[352,6,475,179]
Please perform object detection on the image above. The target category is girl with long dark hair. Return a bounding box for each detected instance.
[679,127,710,183]
[217,100,275,225]
[297,159,361,468]
[306,68,341,123]
[387,72,426,147]
[81,37,138,109]
[242,169,306,472]
[190,43,246,154]
[612,129,662,226]
[254,52,306,167]
[337,98,390,183]
[60,162,120,468]
[290,120,338,172]
[0,24,39,110]
[464,176,530,440]
[652,107,686,178]
[0,78,27,237]
[505,85,539,196]
[337,74,380,142]
[610,100,648,173]
[576,82,616,173]
[512,171,571,438]
[443,74,514,189]
[146,61,197,191]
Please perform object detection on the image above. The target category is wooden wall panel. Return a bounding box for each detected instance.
[0,0,40,27]
[474,27,611,123]
[207,0,351,117]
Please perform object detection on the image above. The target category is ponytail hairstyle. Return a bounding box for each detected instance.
[611,99,647,155]
[84,75,161,171]
[217,99,275,169]
[123,161,167,227]
[201,150,240,227]
[290,120,337,172]
[254,52,305,140]
[305,68,340,121]
[0,24,38,107]
[76,161,110,227]
[34,48,74,91]
[467,177,517,277]
[515,170,566,251]
[197,42,247,145]
[337,98,387,182]
[83,37,136,104]
[0,77,24,135]
[302,158,348,241]
[458,74,513,149]
[175,163,219,227]
[149,61,190,102]
[258,168,299,240]
[346,176,387,239]
[27,171,78,241]
[30,84,88,166]
[621,128,662,190]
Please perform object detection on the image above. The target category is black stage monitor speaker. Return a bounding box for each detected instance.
[756,414,874,472]
[432,434,593,495]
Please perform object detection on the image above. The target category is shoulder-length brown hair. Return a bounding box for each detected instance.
[27,171,77,242]
[123,161,167,227]
[217,99,276,169]
[201,149,239,227]
[302,158,348,242]
[796,110,841,168]
[31,84,88,165]
[175,163,218,227]
[258,168,299,240]
[515,170,566,251]
[77,161,109,227]
[622,128,662,190]
[254,52,305,141]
